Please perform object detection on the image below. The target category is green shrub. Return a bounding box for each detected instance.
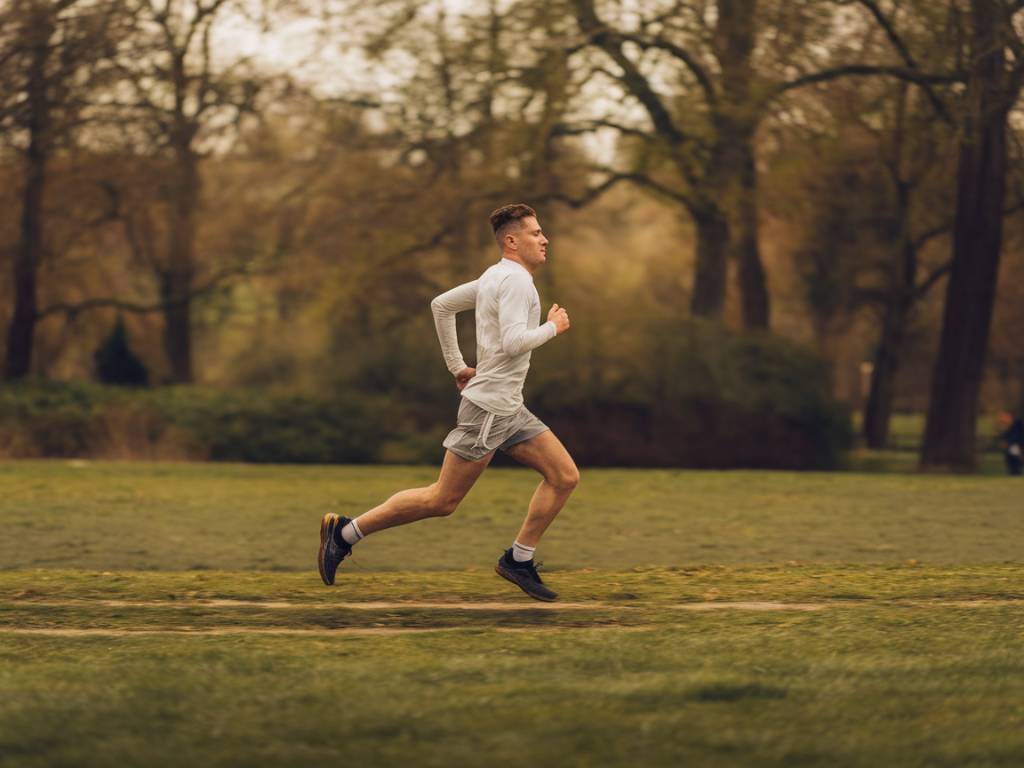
[0,325,851,469]
[149,389,378,464]
[530,320,852,470]
[0,382,379,464]
[0,380,111,457]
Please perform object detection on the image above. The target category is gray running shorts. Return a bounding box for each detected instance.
[442,398,549,462]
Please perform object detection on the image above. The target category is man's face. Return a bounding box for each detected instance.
[511,216,548,268]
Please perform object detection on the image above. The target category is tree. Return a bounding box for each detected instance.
[275,0,618,402]
[921,0,1024,470]
[0,0,121,378]
[569,0,774,326]
[106,0,264,382]
[567,0,963,332]
[767,0,1024,456]
[837,81,957,449]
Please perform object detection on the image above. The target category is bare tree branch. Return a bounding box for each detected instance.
[584,166,694,207]
[572,0,688,145]
[614,32,717,106]
[552,119,658,142]
[36,263,257,320]
[775,65,962,96]
[852,0,954,122]
[536,172,634,208]
[855,0,918,68]
[37,296,180,319]
[182,0,227,53]
[912,196,1024,253]
[912,198,1024,297]
[913,259,952,298]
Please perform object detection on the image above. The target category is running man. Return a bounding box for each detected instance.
[317,203,579,601]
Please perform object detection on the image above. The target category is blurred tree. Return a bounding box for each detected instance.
[303,0,608,403]
[103,0,265,382]
[0,0,122,379]
[568,0,960,331]
[766,0,1024,452]
[921,0,1024,470]
[793,79,961,449]
[570,0,775,326]
[857,83,954,449]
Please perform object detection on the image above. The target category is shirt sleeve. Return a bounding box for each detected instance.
[431,280,478,375]
[498,275,557,357]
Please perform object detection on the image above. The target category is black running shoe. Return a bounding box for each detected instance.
[318,513,352,586]
[495,549,558,602]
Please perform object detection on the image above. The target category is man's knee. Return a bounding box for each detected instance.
[549,464,580,493]
[425,485,462,517]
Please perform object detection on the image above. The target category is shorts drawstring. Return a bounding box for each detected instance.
[473,411,497,451]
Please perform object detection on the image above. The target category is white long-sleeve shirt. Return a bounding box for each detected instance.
[431,258,557,415]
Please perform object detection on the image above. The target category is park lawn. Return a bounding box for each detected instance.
[1,461,1022,767]
[1,590,1023,768]
[1,460,1022,571]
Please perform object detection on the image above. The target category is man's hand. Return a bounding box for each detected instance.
[548,303,570,334]
[455,367,476,391]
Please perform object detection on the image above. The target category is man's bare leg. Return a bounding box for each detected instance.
[504,430,580,547]
[355,449,493,535]
[320,450,491,585]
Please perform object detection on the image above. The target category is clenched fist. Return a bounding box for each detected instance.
[454,367,476,391]
[548,303,570,334]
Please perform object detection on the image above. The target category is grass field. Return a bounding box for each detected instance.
[845,412,1009,474]
[1,461,1023,767]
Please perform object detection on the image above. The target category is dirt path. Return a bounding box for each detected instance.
[0,626,456,637]
[4,598,830,611]
[4,597,1020,613]
[4,597,1019,637]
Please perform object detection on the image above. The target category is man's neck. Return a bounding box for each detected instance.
[501,253,535,275]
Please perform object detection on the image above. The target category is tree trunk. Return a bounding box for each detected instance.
[715,0,770,330]
[160,271,193,383]
[734,138,769,329]
[161,147,199,383]
[863,294,911,448]
[4,9,52,380]
[864,180,917,449]
[921,0,1012,471]
[690,209,729,319]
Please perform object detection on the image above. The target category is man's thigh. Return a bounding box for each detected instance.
[503,430,577,478]
[436,448,494,500]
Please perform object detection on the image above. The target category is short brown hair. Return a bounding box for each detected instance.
[489,203,536,247]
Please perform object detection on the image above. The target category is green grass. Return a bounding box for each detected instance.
[2,601,1023,768]
[847,412,1007,470]
[2,460,1023,570]
[1,461,1023,767]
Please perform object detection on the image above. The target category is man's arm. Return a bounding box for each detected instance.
[497,275,567,357]
[431,280,478,375]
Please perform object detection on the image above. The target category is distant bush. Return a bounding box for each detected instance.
[529,320,852,470]
[0,380,111,457]
[0,382,379,464]
[150,388,378,464]
[0,324,850,469]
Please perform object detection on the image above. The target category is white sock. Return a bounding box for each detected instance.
[512,540,535,562]
[341,519,365,546]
